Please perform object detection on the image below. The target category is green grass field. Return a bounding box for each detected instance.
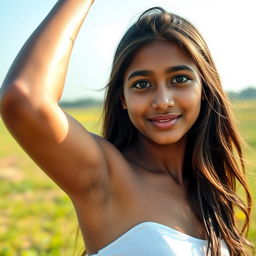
[0,100,255,255]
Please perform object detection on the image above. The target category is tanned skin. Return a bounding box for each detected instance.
[0,1,206,254]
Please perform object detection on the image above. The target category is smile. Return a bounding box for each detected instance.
[148,114,181,129]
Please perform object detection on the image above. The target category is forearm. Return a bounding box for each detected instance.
[1,0,93,103]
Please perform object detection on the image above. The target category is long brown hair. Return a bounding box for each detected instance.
[102,7,253,256]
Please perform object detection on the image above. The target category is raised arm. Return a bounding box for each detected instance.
[0,0,111,198]
[1,0,93,101]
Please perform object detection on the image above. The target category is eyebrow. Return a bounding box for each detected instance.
[127,65,195,80]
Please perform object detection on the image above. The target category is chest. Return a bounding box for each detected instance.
[76,165,205,254]
[126,171,204,236]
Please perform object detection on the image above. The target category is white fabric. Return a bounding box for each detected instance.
[89,222,229,256]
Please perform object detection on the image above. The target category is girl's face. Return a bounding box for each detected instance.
[122,40,203,145]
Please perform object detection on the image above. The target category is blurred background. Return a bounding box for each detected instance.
[0,0,255,255]
[1,0,256,101]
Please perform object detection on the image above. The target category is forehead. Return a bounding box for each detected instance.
[124,40,198,78]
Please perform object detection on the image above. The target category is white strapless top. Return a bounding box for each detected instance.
[88,222,229,256]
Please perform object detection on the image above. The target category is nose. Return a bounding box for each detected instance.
[151,86,174,111]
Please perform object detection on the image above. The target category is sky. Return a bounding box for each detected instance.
[1,0,256,101]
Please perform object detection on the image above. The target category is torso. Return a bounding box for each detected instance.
[71,143,206,255]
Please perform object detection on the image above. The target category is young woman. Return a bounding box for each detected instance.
[0,0,253,255]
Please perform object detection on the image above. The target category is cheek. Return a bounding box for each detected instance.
[126,101,142,120]
[179,89,202,117]
[125,93,148,113]
[124,95,149,127]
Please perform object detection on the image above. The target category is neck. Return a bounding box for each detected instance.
[126,134,187,185]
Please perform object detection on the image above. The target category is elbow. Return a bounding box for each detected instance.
[0,82,32,121]
[0,81,53,128]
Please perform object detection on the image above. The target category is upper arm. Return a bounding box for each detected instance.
[1,95,109,197]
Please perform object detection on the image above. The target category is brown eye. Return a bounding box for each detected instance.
[132,80,151,89]
[172,75,189,84]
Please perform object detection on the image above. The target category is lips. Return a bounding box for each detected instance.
[148,114,181,122]
[148,114,181,129]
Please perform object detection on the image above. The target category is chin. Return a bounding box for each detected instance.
[144,134,185,146]
[137,128,187,146]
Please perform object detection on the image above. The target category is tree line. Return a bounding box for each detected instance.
[227,87,256,100]
[59,98,102,108]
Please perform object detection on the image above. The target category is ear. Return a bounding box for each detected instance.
[120,95,127,109]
